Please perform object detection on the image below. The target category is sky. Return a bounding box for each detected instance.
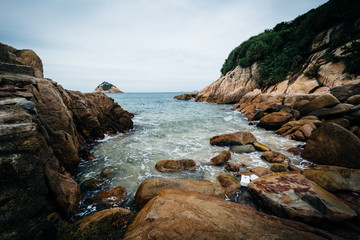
[0,0,327,93]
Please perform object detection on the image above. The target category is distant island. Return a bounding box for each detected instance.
[93,81,123,93]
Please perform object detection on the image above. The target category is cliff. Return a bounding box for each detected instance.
[195,0,360,104]
[93,81,123,93]
[0,43,133,239]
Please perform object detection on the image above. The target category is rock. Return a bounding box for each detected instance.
[257,112,294,130]
[299,94,340,115]
[230,144,255,153]
[350,125,360,138]
[247,172,357,222]
[93,81,123,93]
[74,208,135,240]
[308,103,354,119]
[85,186,126,208]
[252,142,271,151]
[270,163,289,172]
[17,100,36,111]
[330,80,360,102]
[325,118,350,129]
[302,165,360,193]
[289,165,303,173]
[275,119,321,141]
[210,131,257,146]
[287,147,302,156]
[174,93,196,100]
[346,94,360,105]
[177,159,197,171]
[81,177,107,190]
[156,159,197,172]
[209,150,231,165]
[101,166,127,177]
[217,173,241,196]
[224,162,240,172]
[261,151,289,163]
[242,167,272,177]
[124,189,339,240]
[134,178,225,211]
[301,123,360,169]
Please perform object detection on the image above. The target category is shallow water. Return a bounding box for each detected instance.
[74,92,309,217]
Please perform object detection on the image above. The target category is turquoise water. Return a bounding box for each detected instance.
[74,92,308,216]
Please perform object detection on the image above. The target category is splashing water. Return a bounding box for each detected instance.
[73,92,309,217]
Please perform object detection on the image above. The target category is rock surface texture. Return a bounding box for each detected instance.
[0,43,133,239]
[124,189,340,240]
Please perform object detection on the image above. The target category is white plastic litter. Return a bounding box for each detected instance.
[250,174,259,181]
[240,175,250,187]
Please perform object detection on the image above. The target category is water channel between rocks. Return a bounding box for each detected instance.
[73,92,310,218]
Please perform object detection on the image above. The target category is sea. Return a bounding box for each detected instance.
[73,92,309,217]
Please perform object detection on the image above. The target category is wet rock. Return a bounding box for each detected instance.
[247,172,357,222]
[217,173,241,196]
[81,177,107,190]
[303,165,360,193]
[74,208,135,240]
[101,166,127,177]
[270,162,289,172]
[85,186,127,208]
[224,162,240,172]
[257,112,294,130]
[299,94,340,115]
[209,150,231,165]
[261,151,289,163]
[230,144,255,153]
[174,93,196,100]
[155,159,197,172]
[210,131,257,146]
[124,189,339,240]
[301,123,360,169]
[286,147,302,156]
[252,142,271,151]
[134,178,225,211]
[242,167,272,177]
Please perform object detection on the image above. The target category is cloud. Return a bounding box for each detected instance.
[0,0,327,92]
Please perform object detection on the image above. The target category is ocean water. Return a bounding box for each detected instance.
[74,92,309,217]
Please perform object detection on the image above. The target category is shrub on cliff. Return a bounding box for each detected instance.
[221,0,360,86]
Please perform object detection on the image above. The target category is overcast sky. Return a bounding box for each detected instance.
[1,0,327,92]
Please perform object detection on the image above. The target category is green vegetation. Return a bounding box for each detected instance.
[304,65,320,79]
[221,0,360,87]
[101,81,113,91]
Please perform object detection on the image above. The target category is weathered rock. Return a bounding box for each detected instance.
[177,159,197,171]
[134,178,225,211]
[303,165,360,193]
[124,189,339,240]
[287,147,303,156]
[217,173,241,196]
[209,150,231,165]
[252,142,271,151]
[308,103,354,119]
[301,123,360,169]
[81,177,107,190]
[74,208,135,240]
[210,131,257,146]
[270,162,289,172]
[350,125,360,138]
[101,166,127,177]
[299,94,340,115]
[325,118,350,129]
[261,151,290,163]
[85,186,126,208]
[346,94,360,105]
[93,81,123,93]
[248,172,356,222]
[258,112,294,130]
[275,119,321,141]
[155,159,197,172]
[174,93,196,100]
[230,144,255,153]
[224,162,240,172]
[242,167,272,177]
[330,80,360,102]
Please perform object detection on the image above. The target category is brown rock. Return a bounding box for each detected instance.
[74,208,135,240]
[301,123,360,169]
[287,147,302,156]
[230,144,255,153]
[155,160,183,172]
[247,172,356,222]
[308,103,354,119]
[134,178,225,211]
[124,189,339,240]
[330,80,360,102]
[258,112,294,130]
[346,94,360,105]
[325,118,350,129]
[85,186,126,208]
[289,165,303,173]
[252,142,271,151]
[174,93,195,100]
[101,166,127,178]
[210,131,257,146]
[242,167,272,177]
[270,163,289,172]
[177,159,197,171]
[299,94,340,115]
[276,119,321,142]
[302,165,360,193]
[81,177,107,190]
[350,125,360,138]
[261,151,290,163]
[225,162,240,172]
[210,150,231,165]
[93,81,123,93]
[217,173,241,196]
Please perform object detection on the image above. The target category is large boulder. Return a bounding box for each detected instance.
[216,173,241,196]
[301,123,360,169]
[210,131,257,146]
[330,80,360,102]
[275,118,322,141]
[84,186,126,209]
[257,112,294,130]
[124,189,339,240]
[155,159,197,172]
[134,178,225,211]
[73,208,135,240]
[302,165,360,193]
[308,103,354,119]
[247,172,356,222]
[299,94,340,115]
